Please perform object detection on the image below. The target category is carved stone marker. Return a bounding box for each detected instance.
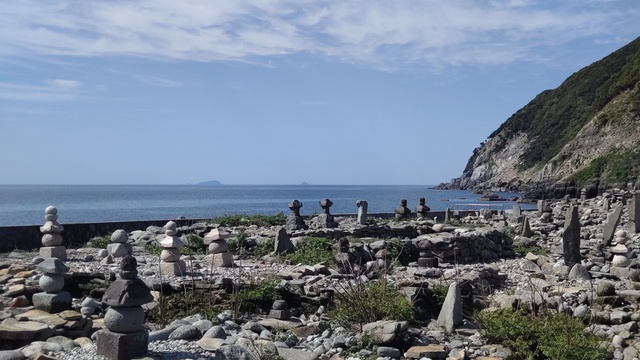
[394,199,411,220]
[356,200,368,225]
[318,198,338,228]
[414,197,431,219]
[630,191,640,234]
[562,205,581,268]
[285,200,307,231]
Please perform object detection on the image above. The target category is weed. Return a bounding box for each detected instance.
[230,278,281,318]
[282,236,335,265]
[182,234,206,255]
[211,213,286,227]
[147,290,221,326]
[513,244,550,257]
[146,241,163,256]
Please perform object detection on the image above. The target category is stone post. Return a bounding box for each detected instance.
[318,198,338,228]
[32,258,72,313]
[444,208,451,223]
[356,200,368,225]
[158,221,186,276]
[39,206,66,260]
[562,205,581,268]
[630,191,640,234]
[97,256,153,360]
[510,204,522,224]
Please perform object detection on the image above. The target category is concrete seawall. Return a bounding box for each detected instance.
[0,210,478,252]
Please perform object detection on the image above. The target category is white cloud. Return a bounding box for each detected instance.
[0,80,80,101]
[0,0,637,70]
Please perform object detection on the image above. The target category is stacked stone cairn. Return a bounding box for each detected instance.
[417,239,438,268]
[32,258,72,313]
[318,198,338,228]
[159,221,186,276]
[414,197,431,219]
[539,201,553,223]
[204,228,234,267]
[107,229,132,258]
[285,200,308,231]
[611,230,631,268]
[97,256,153,360]
[40,205,66,260]
[269,300,291,320]
[335,238,356,274]
[394,199,411,220]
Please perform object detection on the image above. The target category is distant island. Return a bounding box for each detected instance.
[300,182,311,185]
[196,180,223,186]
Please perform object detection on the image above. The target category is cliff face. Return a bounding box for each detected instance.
[445,37,640,199]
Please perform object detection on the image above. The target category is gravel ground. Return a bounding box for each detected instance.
[56,340,217,360]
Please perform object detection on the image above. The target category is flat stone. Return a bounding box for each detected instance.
[32,291,71,313]
[257,318,303,331]
[405,344,447,359]
[197,337,225,351]
[277,348,319,360]
[95,329,148,360]
[36,258,68,275]
[203,228,230,244]
[102,279,153,307]
[58,310,82,321]
[14,309,67,327]
[159,260,187,276]
[0,321,51,341]
[206,253,234,268]
[39,246,67,261]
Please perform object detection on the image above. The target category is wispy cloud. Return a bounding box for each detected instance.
[0,0,637,70]
[0,79,82,101]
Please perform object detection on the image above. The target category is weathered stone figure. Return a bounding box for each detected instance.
[395,199,411,220]
[318,198,338,228]
[285,199,307,231]
[97,256,153,360]
[414,197,431,219]
[356,200,368,225]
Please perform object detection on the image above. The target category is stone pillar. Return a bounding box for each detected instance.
[630,191,640,234]
[510,204,523,224]
[158,221,186,276]
[32,258,72,313]
[602,203,623,248]
[97,256,153,360]
[414,197,430,219]
[562,205,581,268]
[521,216,533,237]
[318,198,338,228]
[356,200,368,225]
[204,228,234,267]
[39,206,66,260]
[285,200,307,231]
[274,226,295,255]
[444,208,451,223]
[394,199,411,220]
[107,229,132,258]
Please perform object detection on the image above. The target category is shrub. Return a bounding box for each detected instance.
[478,308,607,360]
[232,278,281,315]
[146,241,162,256]
[330,278,414,331]
[513,244,550,257]
[87,235,111,249]
[282,236,335,265]
[147,290,221,326]
[182,234,206,255]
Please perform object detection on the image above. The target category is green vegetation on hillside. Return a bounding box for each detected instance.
[570,147,640,188]
[480,36,640,171]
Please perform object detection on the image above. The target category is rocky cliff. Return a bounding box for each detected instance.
[442,36,640,199]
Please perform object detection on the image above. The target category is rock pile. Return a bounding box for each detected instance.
[32,258,71,313]
[204,228,233,267]
[39,206,66,260]
[106,229,132,258]
[158,221,186,276]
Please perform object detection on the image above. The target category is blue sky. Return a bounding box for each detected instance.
[1,1,639,186]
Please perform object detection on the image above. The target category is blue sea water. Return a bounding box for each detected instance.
[0,185,532,226]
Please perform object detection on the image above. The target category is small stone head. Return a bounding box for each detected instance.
[288,200,303,215]
[419,197,426,205]
[400,199,407,207]
[320,198,333,213]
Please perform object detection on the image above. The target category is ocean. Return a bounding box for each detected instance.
[0,185,532,226]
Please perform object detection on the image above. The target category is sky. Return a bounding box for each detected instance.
[1,1,639,186]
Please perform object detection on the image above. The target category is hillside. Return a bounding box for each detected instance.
[443,36,640,199]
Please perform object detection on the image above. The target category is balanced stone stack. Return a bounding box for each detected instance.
[39,205,66,260]
[106,229,132,258]
[611,230,631,268]
[417,239,438,268]
[414,197,430,219]
[159,221,186,276]
[394,199,411,220]
[318,198,338,228]
[269,300,291,320]
[97,256,153,360]
[335,238,356,274]
[32,258,72,313]
[204,228,234,267]
[285,200,307,231]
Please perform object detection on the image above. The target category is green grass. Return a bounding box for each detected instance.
[282,236,335,265]
[210,213,286,227]
[87,235,111,249]
[570,147,640,188]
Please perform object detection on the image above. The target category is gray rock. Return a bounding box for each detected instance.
[0,350,24,360]
[168,324,201,340]
[597,280,616,296]
[46,335,78,351]
[36,258,69,274]
[204,325,227,339]
[562,205,581,268]
[274,227,295,255]
[193,319,213,334]
[568,264,591,281]
[216,344,259,360]
[102,279,153,307]
[437,282,462,333]
[148,324,182,342]
[361,320,408,345]
[377,346,402,358]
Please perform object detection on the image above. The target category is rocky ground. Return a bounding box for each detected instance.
[2,190,640,360]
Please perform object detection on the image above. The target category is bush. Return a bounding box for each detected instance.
[232,278,281,315]
[282,236,335,265]
[478,308,607,360]
[330,279,414,331]
[211,213,286,227]
[87,235,111,249]
[182,234,206,255]
[147,290,220,326]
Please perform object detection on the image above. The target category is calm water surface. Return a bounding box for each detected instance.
[0,185,532,226]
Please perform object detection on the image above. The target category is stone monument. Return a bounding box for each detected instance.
[159,221,187,276]
[631,190,640,234]
[269,300,291,320]
[107,229,132,258]
[32,258,72,313]
[394,199,411,220]
[285,200,307,231]
[318,198,338,228]
[417,239,437,268]
[204,228,234,267]
[562,205,581,268]
[414,197,431,219]
[40,206,66,260]
[97,256,153,360]
[356,200,368,225]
